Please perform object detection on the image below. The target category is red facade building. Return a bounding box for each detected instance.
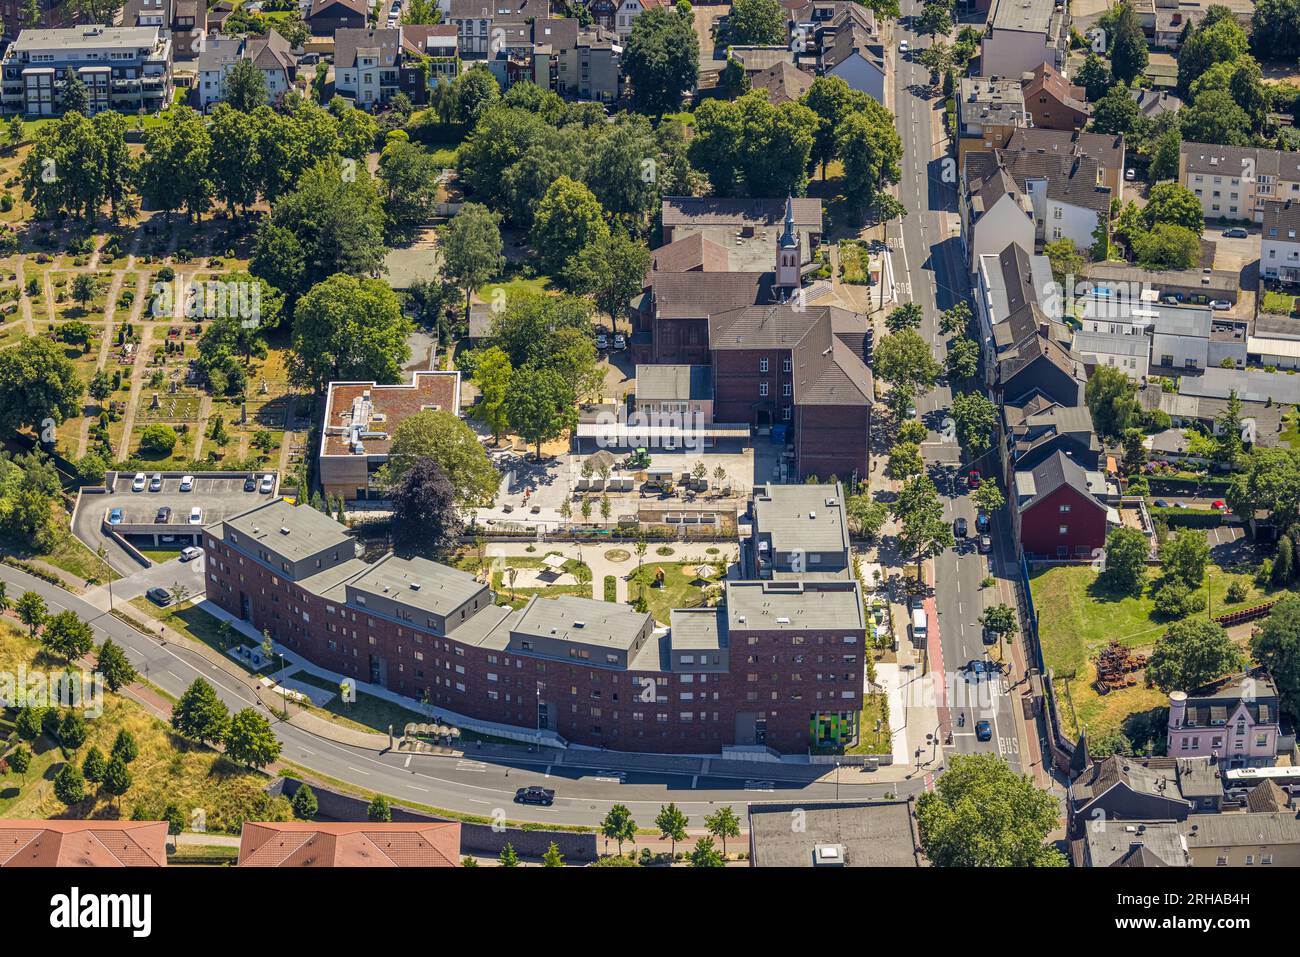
[204,498,865,754]
[1014,450,1111,559]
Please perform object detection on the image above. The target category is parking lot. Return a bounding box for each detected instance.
[74,471,278,573]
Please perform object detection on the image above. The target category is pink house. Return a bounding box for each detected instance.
[1166,669,1284,768]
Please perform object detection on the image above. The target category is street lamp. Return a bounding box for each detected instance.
[97,546,113,611]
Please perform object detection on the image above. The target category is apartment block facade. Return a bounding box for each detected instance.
[203,497,866,754]
[1,26,172,117]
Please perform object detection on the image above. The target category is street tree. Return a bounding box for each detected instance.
[655,802,688,857]
[1252,596,1300,716]
[15,591,47,637]
[506,365,578,462]
[290,275,411,391]
[872,328,941,415]
[915,753,1065,866]
[41,610,94,664]
[885,302,922,333]
[950,391,996,455]
[704,806,741,857]
[690,836,725,867]
[224,708,281,769]
[171,678,231,746]
[441,203,503,320]
[368,794,393,822]
[600,803,637,855]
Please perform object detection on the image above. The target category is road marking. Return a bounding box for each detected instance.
[407,784,429,792]
[466,798,492,806]
[299,747,315,756]
[404,755,412,768]
[456,761,488,772]
[691,774,698,788]
[346,766,370,776]
[166,671,182,682]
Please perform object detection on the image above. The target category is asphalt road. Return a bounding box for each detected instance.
[0,563,928,828]
[890,3,1023,773]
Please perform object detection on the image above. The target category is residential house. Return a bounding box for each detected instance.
[1137,381,1285,449]
[1261,198,1300,285]
[238,821,461,866]
[0,821,169,867]
[333,26,406,108]
[956,75,1028,171]
[1013,449,1112,559]
[197,29,297,111]
[0,26,173,117]
[974,242,1062,385]
[1068,754,1228,837]
[123,0,206,61]
[960,163,1036,274]
[1130,87,1181,122]
[747,800,924,867]
[980,147,1113,254]
[996,331,1086,407]
[446,0,543,56]
[1072,329,1151,379]
[747,482,852,580]
[401,24,461,87]
[1075,820,1191,867]
[318,370,462,501]
[587,0,667,39]
[308,0,367,35]
[751,60,814,106]
[1167,670,1286,767]
[1181,811,1300,866]
[1180,142,1300,224]
[817,12,884,103]
[1005,402,1101,475]
[1005,127,1127,200]
[531,18,622,102]
[980,0,1067,79]
[1021,61,1087,131]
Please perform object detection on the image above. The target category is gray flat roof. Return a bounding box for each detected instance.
[752,482,850,555]
[669,607,726,651]
[725,579,864,632]
[990,0,1056,32]
[10,26,162,52]
[1179,367,1300,406]
[513,595,652,651]
[348,554,487,618]
[219,499,355,564]
[748,801,923,867]
[635,364,714,402]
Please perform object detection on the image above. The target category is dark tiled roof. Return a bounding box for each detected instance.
[333,27,401,70]
[1247,780,1290,814]
[1018,449,1105,514]
[649,233,732,277]
[650,271,771,320]
[662,196,822,230]
[751,60,814,106]
[1263,199,1300,236]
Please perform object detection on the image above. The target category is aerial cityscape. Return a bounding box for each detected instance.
[0,0,1295,904]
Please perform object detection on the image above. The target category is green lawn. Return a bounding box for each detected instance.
[474,275,553,303]
[137,547,182,564]
[126,598,281,677]
[1031,562,1295,742]
[1261,291,1298,316]
[845,692,891,756]
[33,532,119,584]
[286,669,430,736]
[627,561,720,625]
[490,554,593,609]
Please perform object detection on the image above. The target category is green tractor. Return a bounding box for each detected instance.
[621,447,650,470]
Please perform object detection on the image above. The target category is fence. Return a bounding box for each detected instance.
[1019,551,1074,769]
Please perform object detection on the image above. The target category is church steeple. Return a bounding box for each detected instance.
[775,195,800,291]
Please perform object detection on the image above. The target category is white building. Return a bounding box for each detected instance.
[196,29,296,111]
[1071,330,1150,380]
[1180,143,1300,224]
[334,27,402,108]
[961,164,1036,275]
[1261,199,1300,285]
[980,0,1067,79]
[975,242,1061,386]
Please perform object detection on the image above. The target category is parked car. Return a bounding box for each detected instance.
[898,39,909,54]
[149,473,163,492]
[108,507,123,525]
[1223,227,1249,238]
[1212,499,1226,510]
[514,786,555,806]
[982,625,998,645]
[180,546,202,562]
[967,469,981,489]
[188,506,203,525]
[1153,499,1171,508]
[1162,294,1184,304]
[179,474,195,491]
[613,333,626,350]
[975,512,990,534]
[260,474,274,493]
[155,506,171,523]
[132,472,147,492]
[953,517,967,538]
[595,332,608,350]
[978,534,992,554]
[975,720,993,742]
[244,475,257,492]
[963,659,995,675]
[1209,300,1231,311]
[146,586,172,606]
[1124,168,1135,181]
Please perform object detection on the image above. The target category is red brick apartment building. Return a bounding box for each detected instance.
[203,498,865,753]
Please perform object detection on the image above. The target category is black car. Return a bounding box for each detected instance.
[977,534,992,554]
[146,586,172,606]
[155,506,171,523]
[982,626,998,645]
[244,475,257,491]
[975,512,990,534]
[514,786,555,806]
[953,517,967,538]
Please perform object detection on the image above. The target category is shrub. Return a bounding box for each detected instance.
[1225,581,1248,603]
[139,423,178,456]
[1153,580,1207,619]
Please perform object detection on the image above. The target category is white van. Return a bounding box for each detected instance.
[910,607,928,641]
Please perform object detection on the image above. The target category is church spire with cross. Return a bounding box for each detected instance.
[775,195,800,292]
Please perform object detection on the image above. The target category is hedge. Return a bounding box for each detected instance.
[603,575,617,602]
[1148,507,1225,528]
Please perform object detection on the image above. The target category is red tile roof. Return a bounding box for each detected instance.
[238,821,461,866]
[0,821,168,867]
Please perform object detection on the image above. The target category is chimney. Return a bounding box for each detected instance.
[1168,690,1188,730]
